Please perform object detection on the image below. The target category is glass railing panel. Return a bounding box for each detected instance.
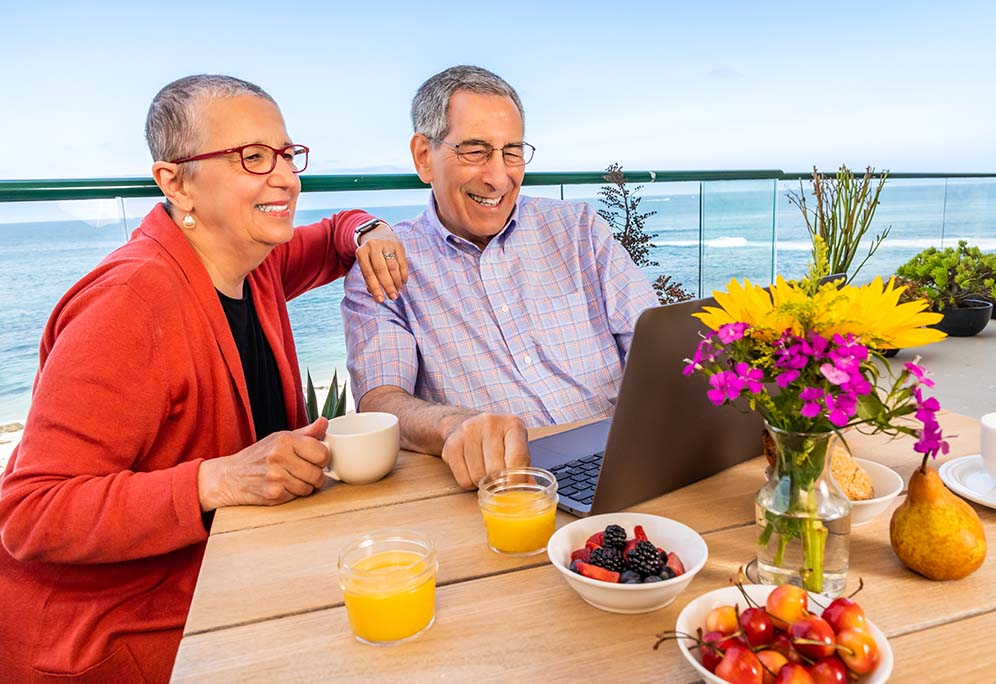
[561,180,702,299]
[940,177,996,249]
[775,178,950,284]
[700,179,777,296]
[0,199,139,424]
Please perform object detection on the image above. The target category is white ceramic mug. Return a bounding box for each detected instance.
[981,412,996,483]
[322,412,400,485]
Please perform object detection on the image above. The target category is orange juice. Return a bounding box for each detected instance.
[480,489,557,554]
[338,530,438,645]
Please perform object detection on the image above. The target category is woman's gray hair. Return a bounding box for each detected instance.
[145,74,275,167]
[410,65,524,141]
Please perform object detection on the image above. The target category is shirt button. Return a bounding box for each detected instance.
[501,304,510,313]
[523,355,532,365]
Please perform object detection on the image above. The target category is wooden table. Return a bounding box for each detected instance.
[171,411,995,683]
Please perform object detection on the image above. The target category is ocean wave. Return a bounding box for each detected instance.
[651,236,996,251]
[652,236,749,248]
[775,237,996,251]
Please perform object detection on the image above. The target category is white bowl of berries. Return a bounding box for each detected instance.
[546,512,708,614]
[673,584,893,683]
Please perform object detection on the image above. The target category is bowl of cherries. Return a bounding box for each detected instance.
[666,583,892,683]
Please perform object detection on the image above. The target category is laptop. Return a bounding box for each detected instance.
[528,297,763,516]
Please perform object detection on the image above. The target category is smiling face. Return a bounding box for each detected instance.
[411,91,525,248]
[184,94,300,258]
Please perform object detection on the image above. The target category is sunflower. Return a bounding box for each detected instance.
[694,275,946,349]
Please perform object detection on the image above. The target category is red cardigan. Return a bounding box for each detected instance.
[0,204,372,684]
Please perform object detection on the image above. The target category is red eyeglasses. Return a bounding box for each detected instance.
[170,143,309,175]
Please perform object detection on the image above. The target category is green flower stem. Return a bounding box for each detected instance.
[759,425,833,593]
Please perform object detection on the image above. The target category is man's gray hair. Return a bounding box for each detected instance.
[145,74,275,167]
[410,65,524,141]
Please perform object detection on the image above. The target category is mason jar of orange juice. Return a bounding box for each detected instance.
[338,529,438,645]
[478,467,559,556]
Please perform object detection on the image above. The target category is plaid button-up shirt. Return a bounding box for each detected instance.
[342,194,658,428]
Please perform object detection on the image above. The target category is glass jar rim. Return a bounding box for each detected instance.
[338,528,438,589]
[477,467,558,495]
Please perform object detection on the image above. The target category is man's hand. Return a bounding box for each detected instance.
[356,223,409,303]
[440,413,530,489]
[197,419,330,511]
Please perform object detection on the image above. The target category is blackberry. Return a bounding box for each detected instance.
[588,546,625,573]
[620,570,642,584]
[603,524,627,550]
[625,540,663,576]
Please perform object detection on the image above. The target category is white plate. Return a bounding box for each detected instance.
[938,455,996,510]
[675,584,893,684]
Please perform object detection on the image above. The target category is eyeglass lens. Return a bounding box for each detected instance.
[241,145,309,174]
[456,143,533,166]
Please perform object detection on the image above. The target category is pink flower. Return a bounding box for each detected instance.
[734,362,765,394]
[707,370,746,405]
[717,322,749,344]
[904,361,936,388]
[819,363,850,386]
[775,369,800,388]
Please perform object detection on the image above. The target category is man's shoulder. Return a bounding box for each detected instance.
[518,195,595,220]
[515,196,603,240]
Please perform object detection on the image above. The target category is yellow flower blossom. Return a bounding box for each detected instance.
[694,276,946,349]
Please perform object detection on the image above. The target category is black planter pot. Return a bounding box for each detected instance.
[933,299,994,337]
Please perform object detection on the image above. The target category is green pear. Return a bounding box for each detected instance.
[890,463,986,580]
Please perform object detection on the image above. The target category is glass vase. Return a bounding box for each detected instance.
[755,422,852,596]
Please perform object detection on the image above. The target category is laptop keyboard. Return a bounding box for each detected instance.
[549,452,604,505]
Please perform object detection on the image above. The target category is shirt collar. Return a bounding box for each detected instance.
[426,192,520,252]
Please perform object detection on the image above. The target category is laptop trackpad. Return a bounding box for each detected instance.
[528,419,612,469]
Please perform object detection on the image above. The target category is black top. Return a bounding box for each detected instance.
[217,282,288,439]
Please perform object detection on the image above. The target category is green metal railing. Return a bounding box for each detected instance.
[2,170,995,203]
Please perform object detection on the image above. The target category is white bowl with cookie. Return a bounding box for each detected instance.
[846,457,904,526]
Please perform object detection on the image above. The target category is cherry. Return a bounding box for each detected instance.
[809,656,849,684]
[789,616,837,660]
[821,596,866,633]
[770,633,803,664]
[836,627,880,675]
[773,663,816,684]
[740,606,775,648]
[700,630,726,673]
[755,649,789,684]
[715,644,764,684]
[706,604,740,636]
[766,585,809,630]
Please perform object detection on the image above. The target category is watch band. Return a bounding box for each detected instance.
[353,219,382,247]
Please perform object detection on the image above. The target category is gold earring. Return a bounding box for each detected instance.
[182,213,196,229]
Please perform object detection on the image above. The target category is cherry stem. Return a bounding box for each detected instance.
[846,577,865,600]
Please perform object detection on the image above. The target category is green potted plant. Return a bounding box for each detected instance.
[895,240,995,336]
[305,369,348,421]
[787,165,890,285]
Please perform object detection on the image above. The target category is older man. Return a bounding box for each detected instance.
[343,65,657,489]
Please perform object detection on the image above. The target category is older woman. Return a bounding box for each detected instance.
[0,75,408,684]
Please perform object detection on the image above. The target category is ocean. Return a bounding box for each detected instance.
[2,179,994,424]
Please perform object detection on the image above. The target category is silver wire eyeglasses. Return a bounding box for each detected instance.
[430,139,535,166]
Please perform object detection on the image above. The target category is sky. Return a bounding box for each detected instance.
[2,0,995,181]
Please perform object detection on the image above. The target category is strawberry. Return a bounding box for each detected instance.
[666,551,685,577]
[576,561,620,583]
[570,547,591,563]
[634,525,649,542]
[585,531,605,549]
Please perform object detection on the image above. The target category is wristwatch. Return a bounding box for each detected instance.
[353,219,383,247]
